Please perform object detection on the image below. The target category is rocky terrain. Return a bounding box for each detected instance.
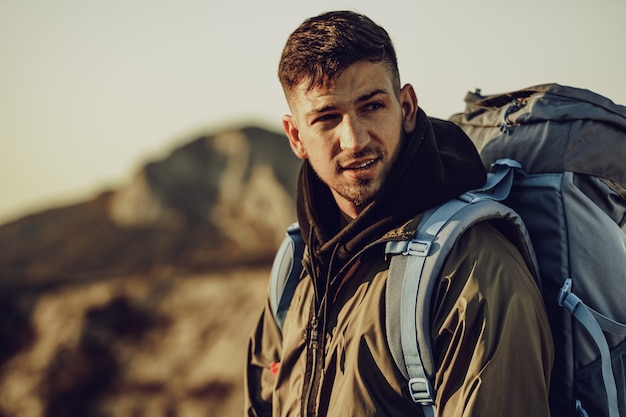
[0,125,301,417]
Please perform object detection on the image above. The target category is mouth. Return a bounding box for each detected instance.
[339,158,379,180]
[341,157,378,171]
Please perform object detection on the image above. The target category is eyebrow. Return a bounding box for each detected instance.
[308,88,389,115]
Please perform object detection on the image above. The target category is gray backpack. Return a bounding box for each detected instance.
[270,84,626,417]
[450,84,626,417]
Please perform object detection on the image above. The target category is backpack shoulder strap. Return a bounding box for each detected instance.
[385,160,536,416]
[269,222,304,331]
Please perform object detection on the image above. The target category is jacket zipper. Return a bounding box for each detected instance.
[300,237,398,417]
[303,315,319,417]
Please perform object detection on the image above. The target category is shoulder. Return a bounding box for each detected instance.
[433,220,542,318]
[448,220,531,274]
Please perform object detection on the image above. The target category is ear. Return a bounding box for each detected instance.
[283,114,308,159]
[399,84,419,133]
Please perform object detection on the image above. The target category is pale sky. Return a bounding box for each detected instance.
[1,0,625,224]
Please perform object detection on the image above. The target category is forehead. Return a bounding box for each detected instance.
[287,61,396,114]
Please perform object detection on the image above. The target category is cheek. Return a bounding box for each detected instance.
[301,130,339,160]
[377,123,403,152]
[307,144,329,166]
[307,143,339,176]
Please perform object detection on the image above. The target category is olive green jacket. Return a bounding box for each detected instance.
[245,110,553,417]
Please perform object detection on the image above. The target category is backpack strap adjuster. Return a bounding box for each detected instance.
[408,377,437,417]
[404,238,433,257]
[557,278,575,310]
[408,377,435,404]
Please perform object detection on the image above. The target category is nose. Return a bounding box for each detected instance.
[339,117,370,152]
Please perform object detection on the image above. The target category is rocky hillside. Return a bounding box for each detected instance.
[0,126,301,282]
[0,125,301,417]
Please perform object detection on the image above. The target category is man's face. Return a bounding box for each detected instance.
[283,60,418,218]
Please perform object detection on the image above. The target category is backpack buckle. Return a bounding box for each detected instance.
[408,377,435,405]
[557,278,582,314]
[557,278,573,306]
[404,238,432,257]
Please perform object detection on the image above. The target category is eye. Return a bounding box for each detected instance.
[313,113,339,124]
[364,101,384,112]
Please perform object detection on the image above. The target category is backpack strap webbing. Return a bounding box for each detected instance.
[558,278,626,417]
[269,222,304,331]
[385,160,536,414]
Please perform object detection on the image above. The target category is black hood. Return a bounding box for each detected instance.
[296,108,486,268]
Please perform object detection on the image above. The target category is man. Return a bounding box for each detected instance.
[245,11,553,417]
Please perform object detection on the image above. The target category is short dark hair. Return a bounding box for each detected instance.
[278,11,400,96]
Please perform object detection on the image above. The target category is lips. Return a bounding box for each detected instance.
[341,158,377,171]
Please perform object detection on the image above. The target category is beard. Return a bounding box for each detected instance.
[333,176,378,208]
[330,145,393,208]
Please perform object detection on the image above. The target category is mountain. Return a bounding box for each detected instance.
[0,125,301,286]
[0,125,302,417]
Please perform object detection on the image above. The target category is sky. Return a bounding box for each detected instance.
[1,0,625,224]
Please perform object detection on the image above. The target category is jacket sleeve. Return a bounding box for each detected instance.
[431,221,554,417]
[244,297,282,417]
